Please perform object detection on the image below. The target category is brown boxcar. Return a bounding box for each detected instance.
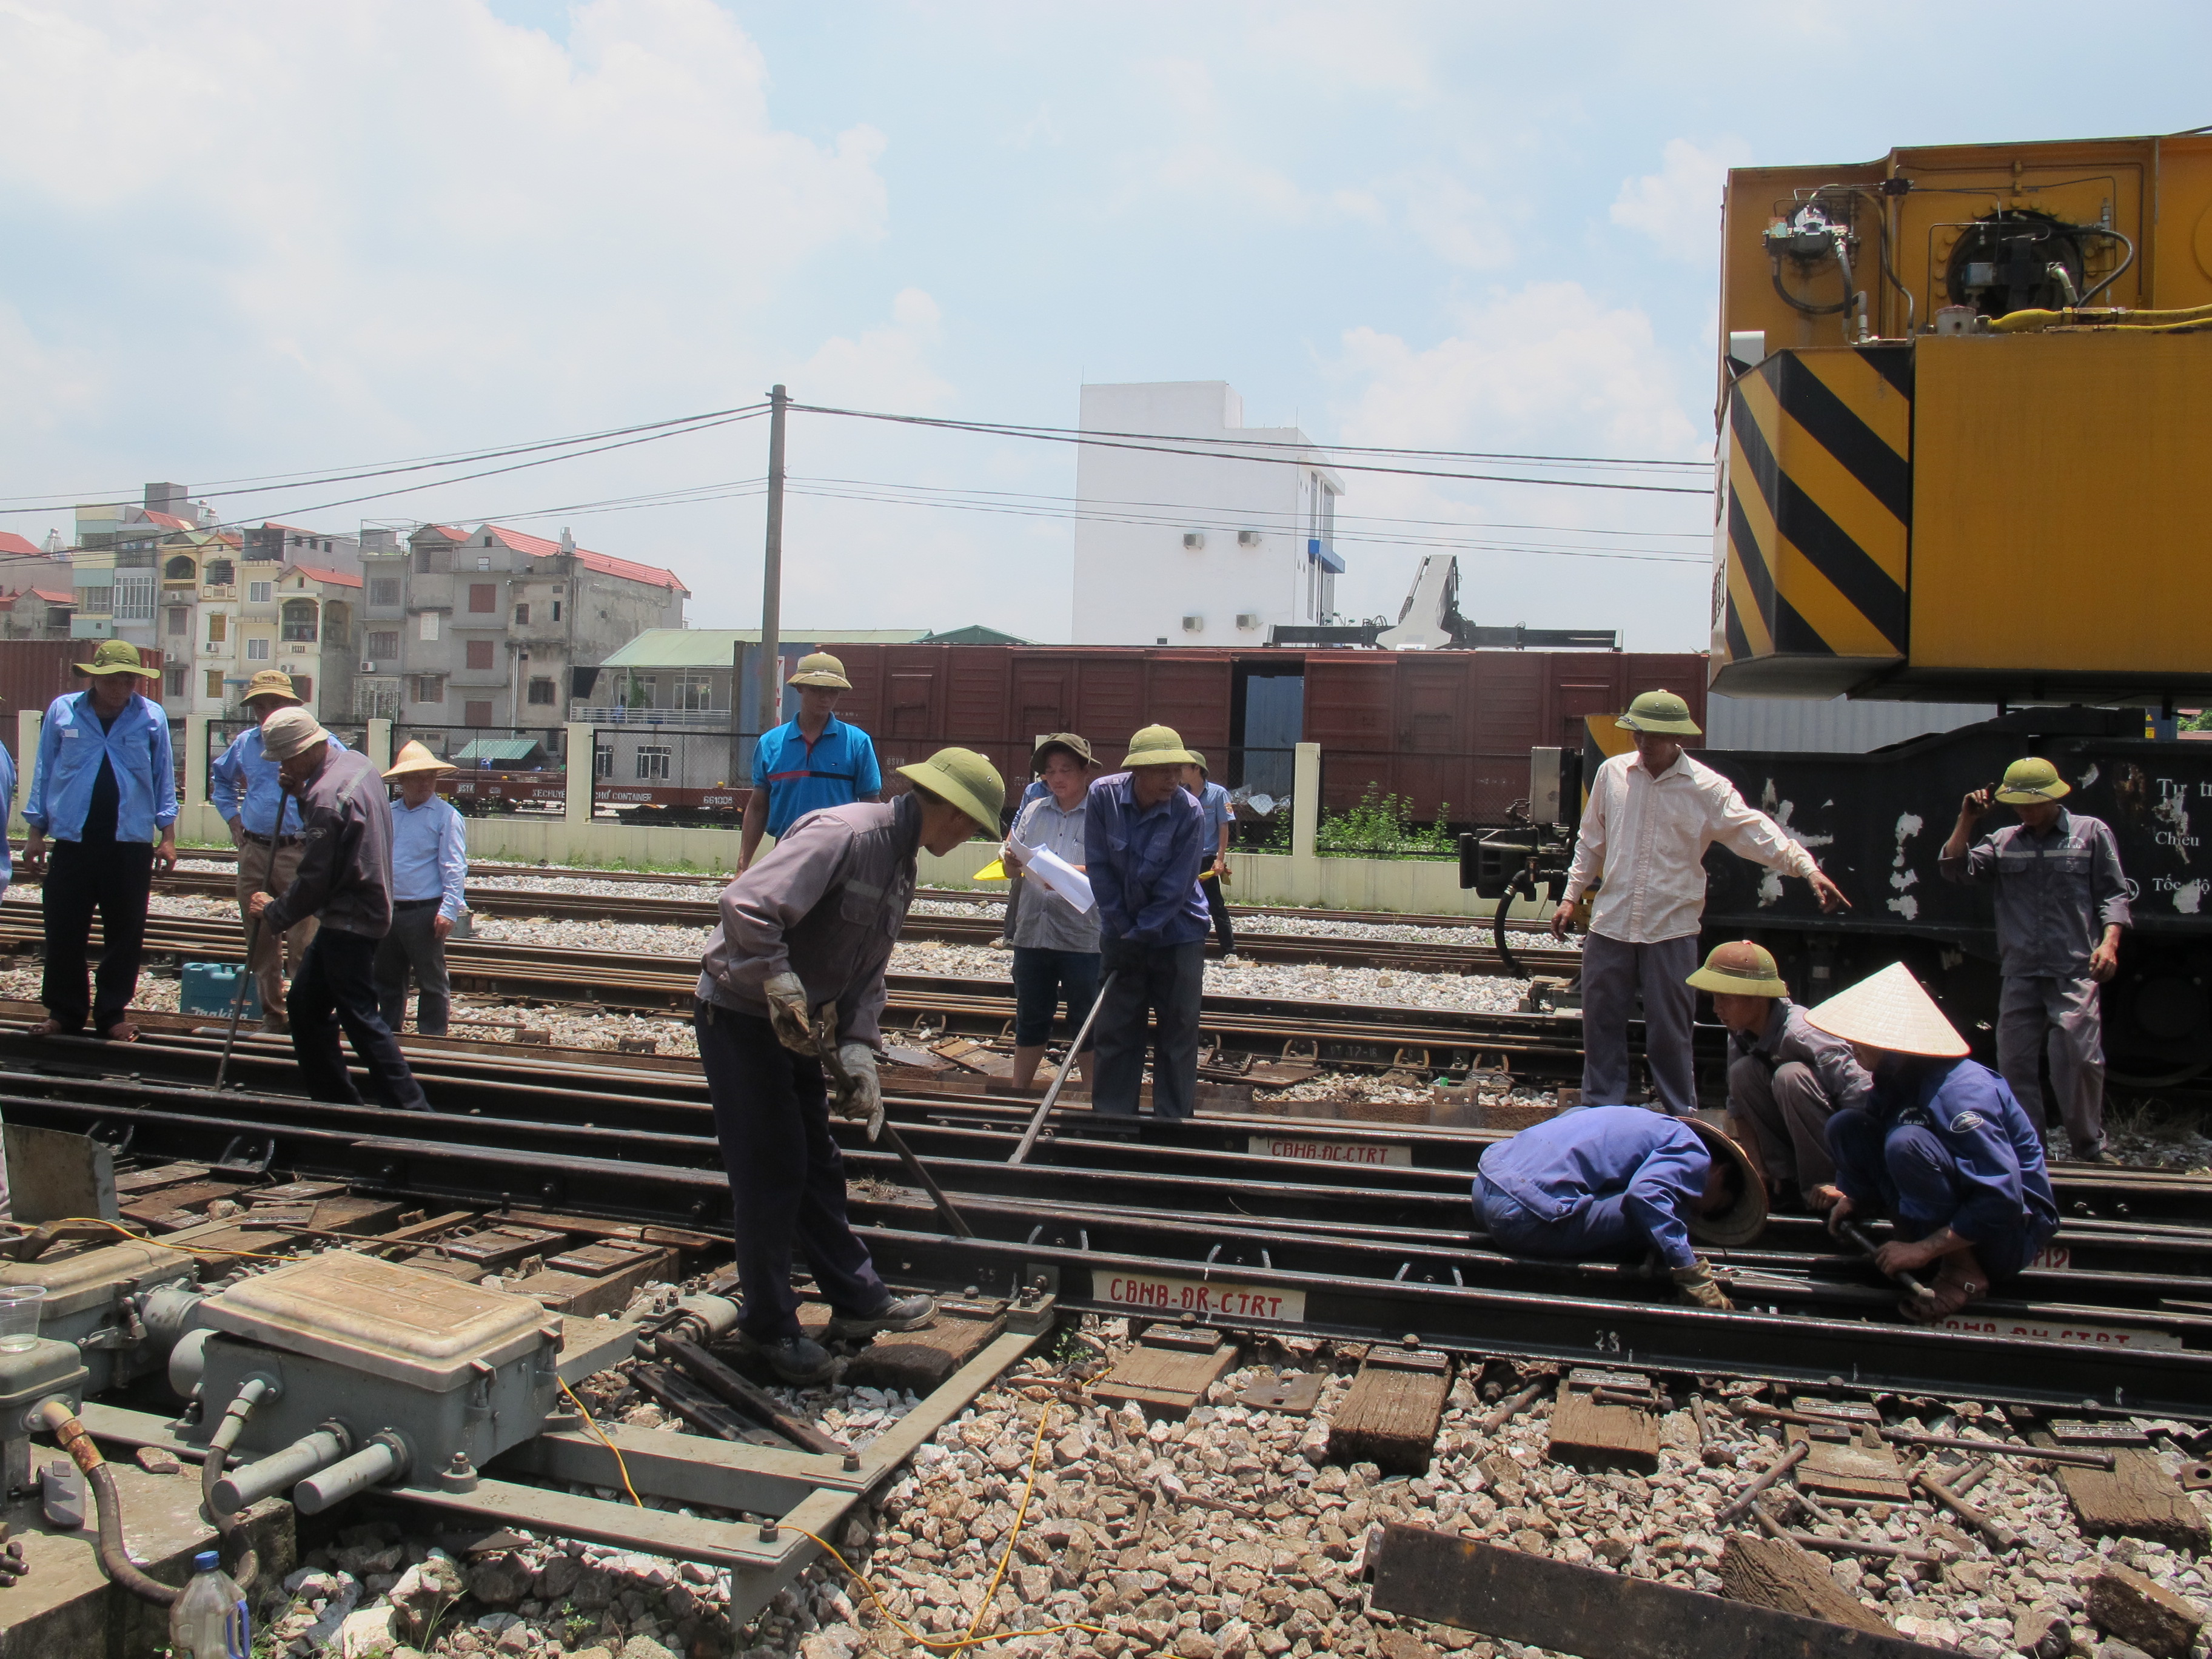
[816,643,1705,823]
[0,640,169,759]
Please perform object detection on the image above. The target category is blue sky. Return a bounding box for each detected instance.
[4,1,2207,647]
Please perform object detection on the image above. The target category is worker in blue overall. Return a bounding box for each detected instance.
[738,652,882,875]
[1472,1105,1767,1309]
[1807,962,2060,1322]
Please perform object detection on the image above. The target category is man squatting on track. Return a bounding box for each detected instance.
[1805,963,2059,1321]
[1552,688,1851,1116]
[695,746,1006,1385]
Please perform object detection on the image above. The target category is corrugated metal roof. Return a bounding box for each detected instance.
[594,627,930,668]
[1704,694,1998,754]
[453,737,545,763]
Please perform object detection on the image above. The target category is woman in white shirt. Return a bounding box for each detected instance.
[1005,737,1101,1090]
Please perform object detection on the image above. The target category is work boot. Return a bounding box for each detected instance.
[731,1328,836,1386]
[826,1293,937,1341]
[2071,1138,2114,1164]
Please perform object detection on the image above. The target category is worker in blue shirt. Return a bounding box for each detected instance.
[21,641,178,1042]
[374,742,468,1037]
[210,668,343,1031]
[1808,962,2060,1322]
[1473,1105,1766,1309]
[738,653,882,874]
[1085,725,1212,1119]
[0,737,13,1215]
[1182,753,1237,958]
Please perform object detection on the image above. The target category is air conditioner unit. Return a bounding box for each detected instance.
[1182,614,1204,632]
[1236,612,1261,630]
[1182,532,1205,551]
[360,660,376,672]
[1238,531,1261,548]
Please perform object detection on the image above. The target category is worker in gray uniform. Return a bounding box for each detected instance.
[695,746,1005,1384]
[1940,756,2129,1162]
[1687,939,1872,1208]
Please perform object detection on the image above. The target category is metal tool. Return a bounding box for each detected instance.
[1009,970,1116,1166]
[214,788,288,1091]
[813,1003,972,1239]
[1838,1218,1939,1305]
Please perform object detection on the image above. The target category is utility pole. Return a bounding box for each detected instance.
[756,384,788,742]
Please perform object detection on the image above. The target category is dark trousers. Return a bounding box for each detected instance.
[694,1001,888,1341]
[1093,940,1206,1120]
[287,928,431,1111]
[1579,931,1701,1115]
[41,840,153,1033]
[1011,947,1102,1050]
[1825,1108,2053,1281]
[1200,874,1235,955]
[374,901,452,1036]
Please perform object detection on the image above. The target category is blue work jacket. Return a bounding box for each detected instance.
[24,692,177,845]
[1476,1105,1709,1269]
[1838,1056,2060,1245]
[752,716,882,838]
[210,723,347,839]
[1085,771,1209,947]
[0,742,14,886]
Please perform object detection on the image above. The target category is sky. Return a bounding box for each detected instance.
[2,1,2208,649]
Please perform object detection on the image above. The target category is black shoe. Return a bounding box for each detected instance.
[2071,1139,2114,1164]
[732,1327,836,1385]
[825,1293,936,1341]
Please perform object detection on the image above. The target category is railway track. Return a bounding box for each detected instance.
[3,1018,2208,1414]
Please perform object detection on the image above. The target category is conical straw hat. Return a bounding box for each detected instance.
[1803,962,1968,1058]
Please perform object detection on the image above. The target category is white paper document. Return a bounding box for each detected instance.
[1005,839,1095,913]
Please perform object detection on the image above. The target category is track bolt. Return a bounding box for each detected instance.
[842,1451,860,1472]
[759,1520,779,1543]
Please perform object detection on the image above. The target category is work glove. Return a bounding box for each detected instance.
[831,1042,885,1141]
[762,971,814,1055]
[1099,936,1144,976]
[1672,1259,1734,1312]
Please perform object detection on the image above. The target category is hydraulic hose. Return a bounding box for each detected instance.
[1991,299,2212,333]
[36,1401,181,1607]
[199,1378,275,1592]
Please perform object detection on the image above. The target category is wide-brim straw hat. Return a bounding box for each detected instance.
[786,651,852,689]
[1804,962,1970,1058]
[1031,731,1094,773]
[1686,940,1789,999]
[1616,688,1703,737]
[242,669,302,706]
[384,740,458,780]
[76,640,149,677]
[260,706,330,762]
[897,746,1006,834]
[1996,756,2070,805]
[1683,1118,1768,1247]
[1121,723,1202,769]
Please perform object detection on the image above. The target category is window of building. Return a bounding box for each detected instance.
[163,555,196,581]
[280,598,318,642]
[366,631,399,659]
[414,674,444,703]
[114,573,154,622]
[636,746,672,781]
[594,745,612,779]
[247,637,270,661]
[675,671,715,711]
[248,581,272,604]
[207,613,227,644]
[468,583,496,612]
[512,603,529,626]
[551,600,562,622]
[466,638,495,671]
[165,666,186,697]
[477,555,492,571]
[167,606,189,636]
[293,675,312,702]
[369,578,401,607]
[205,669,224,699]
[205,560,234,587]
[418,612,440,642]
[79,586,113,615]
[527,677,557,706]
[464,699,493,726]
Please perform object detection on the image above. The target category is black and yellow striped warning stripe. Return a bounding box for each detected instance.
[1720,345,1911,665]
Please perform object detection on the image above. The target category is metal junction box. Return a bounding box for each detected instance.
[0,1238,198,1393]
[195,1253,563,1474]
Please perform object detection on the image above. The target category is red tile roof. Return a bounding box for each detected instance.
[139,510,194,531]
[286,563,363,588]
[0,532,45,558]
[30,589,75,605]
[478,523,687,594]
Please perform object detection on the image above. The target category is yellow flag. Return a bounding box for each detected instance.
[971,859,1008,882]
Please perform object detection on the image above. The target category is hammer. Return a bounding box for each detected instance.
[1837,1218,1939,1306]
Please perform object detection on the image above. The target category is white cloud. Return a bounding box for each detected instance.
[1398,173,1515,270]
[1610,137,1749,262]
[797,289,954,413]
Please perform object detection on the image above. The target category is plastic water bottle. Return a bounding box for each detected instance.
[169,1550,249,1659]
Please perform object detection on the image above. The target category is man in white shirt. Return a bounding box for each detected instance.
[1552,690,1849,1116]
[374,741,468,1037]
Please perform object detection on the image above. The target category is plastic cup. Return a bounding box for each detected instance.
[0,1286,46,1352]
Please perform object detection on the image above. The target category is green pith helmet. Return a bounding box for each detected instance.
[76,640,149,677]
[1685,940,1789,999]
[1031,732,1093,773]
[1121,724,1202,768]
[1996,756,2070,804]
[786,652,851,689]
[897,747,1006,833]
[1616,689,1703,737]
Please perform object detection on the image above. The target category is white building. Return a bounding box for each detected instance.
[1070,382,1344,646]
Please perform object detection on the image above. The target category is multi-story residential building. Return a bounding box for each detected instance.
[158,523,369,719]
[364,524,687,743]
[0,588,76,639]
[1070,381,1344,646]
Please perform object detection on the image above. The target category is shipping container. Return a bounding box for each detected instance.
[0,640,169,760]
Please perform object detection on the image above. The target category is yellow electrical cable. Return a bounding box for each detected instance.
[558,1378,645,1509]
[27,1216,296,1262]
